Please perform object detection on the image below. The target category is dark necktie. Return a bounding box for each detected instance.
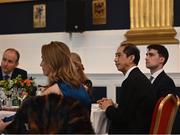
[149,76,154,82]
[4,75,10,80]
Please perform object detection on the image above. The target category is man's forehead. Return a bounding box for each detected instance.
[3,51,17,61]
[147,49,158,53]
[4,50,16,56]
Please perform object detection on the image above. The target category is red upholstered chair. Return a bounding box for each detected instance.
[149,94,180,134]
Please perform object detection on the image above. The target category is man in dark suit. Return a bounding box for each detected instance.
[0,48,27,80]
[145,44,176,100]
[145,44,179,134]
[0,49,32,132]
[97,43,156,134]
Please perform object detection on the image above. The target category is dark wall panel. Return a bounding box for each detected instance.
[85,0,130,30]
[174,0,180,26]
[117,87,180,103]
[0,0,179,34]
[0,0,65,34]
[65,0,85,32]
[0,2,33,34]
[92,86,106,103]
[45,0,65,33]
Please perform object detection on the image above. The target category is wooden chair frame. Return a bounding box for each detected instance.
[151,94,180,134]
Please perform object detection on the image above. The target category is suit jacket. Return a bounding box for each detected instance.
[172,107,180,134]
[0,67,27,80]
[152,71,176,100]
[106,67,156,134]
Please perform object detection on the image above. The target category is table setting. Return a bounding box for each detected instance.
[0,75,37,112]
[90,103,109,134]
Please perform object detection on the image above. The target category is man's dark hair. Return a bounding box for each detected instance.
[147,44,169,65]
[121,43,140,65]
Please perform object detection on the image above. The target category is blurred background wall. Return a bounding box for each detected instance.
[0,0,179,74]
[0,0,180,101]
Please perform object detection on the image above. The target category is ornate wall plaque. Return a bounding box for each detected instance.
[33,4,46,28]
[124,0,179,45]
[92,0,106,25]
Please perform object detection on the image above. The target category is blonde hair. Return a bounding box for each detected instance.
[41,41,80,88]
[71,52,88,83]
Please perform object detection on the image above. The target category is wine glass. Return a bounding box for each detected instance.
[4,89,13,107]
[17,88,23,105]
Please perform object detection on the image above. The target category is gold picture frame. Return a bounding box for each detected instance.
[33,4,46,28]
[92,0,106,25]
[0,0,34,4]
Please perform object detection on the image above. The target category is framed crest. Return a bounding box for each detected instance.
[92,0,106,25]
[33,4,46,28]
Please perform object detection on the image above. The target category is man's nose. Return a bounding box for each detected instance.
[145,55,149,60]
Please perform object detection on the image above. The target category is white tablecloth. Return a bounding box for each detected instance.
[90,104,109,134]
[0,111,16,119]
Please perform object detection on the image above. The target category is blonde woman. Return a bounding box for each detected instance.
[71,52,93,97]
[40,41,91,108]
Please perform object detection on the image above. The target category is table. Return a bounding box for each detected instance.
[0,104,109,133]
[90,104,109,134]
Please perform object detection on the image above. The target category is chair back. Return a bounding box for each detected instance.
[149,94,180,134]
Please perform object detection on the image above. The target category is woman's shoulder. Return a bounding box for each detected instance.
[56,81,91,107]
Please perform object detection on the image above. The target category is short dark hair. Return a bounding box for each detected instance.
[147,44,169,65]
[5,48,20,63]
[121,43,140,65]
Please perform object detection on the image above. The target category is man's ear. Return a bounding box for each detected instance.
[160,57,165,64]
[129,55,135,63]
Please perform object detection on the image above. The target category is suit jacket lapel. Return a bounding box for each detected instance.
[152,71,165,86]
[11,68,17,79]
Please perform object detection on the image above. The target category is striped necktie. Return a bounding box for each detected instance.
[4,75,10,80]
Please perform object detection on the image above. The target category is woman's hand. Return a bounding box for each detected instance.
[41,84,62,96]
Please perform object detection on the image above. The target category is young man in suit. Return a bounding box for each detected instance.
[145,44,176,100]
[0,48,27,80]
[146,44,180,134]
[97,43,156,134]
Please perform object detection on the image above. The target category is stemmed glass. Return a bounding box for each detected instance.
[3,89,13,107]
[0,87,6,109]
[17,88,25,105]
[4,90,12,98]
[11,87,20,106]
